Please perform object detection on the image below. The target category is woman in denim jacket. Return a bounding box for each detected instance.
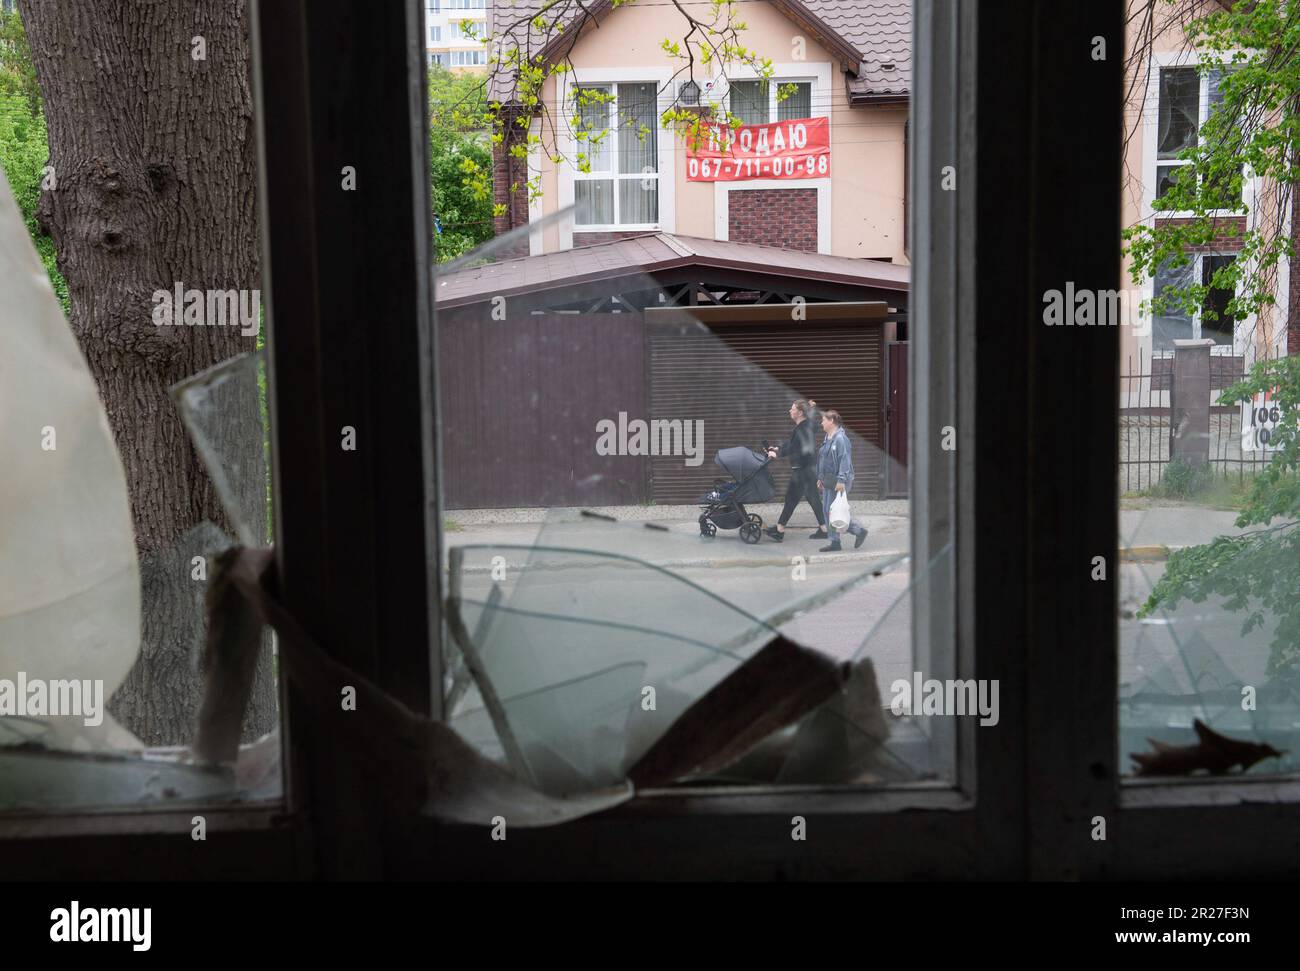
[816,409,868,552]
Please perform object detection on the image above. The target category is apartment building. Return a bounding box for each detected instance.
[426,0,489,70]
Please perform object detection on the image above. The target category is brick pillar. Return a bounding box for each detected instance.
[491,106,531,243]
[1291,186,1300,355]
[1170,338,1213,465]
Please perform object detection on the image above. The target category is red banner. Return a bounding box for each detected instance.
[686,116,830,182]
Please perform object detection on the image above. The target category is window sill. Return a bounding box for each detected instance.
[1151,209,1248,222]
[572,225,661,234]
[0,801,292,841]
[1120,774,1300,809]
[617,780,971,817]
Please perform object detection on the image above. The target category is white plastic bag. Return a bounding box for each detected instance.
[828,491,851,531]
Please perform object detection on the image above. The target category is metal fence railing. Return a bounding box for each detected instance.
[1120,348,1272,493]
[1119,349,1171,493]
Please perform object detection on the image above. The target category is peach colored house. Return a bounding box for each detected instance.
[489,0,910,263]
[1121,0,1291,372]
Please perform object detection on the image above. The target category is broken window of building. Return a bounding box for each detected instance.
[0,156,280,813]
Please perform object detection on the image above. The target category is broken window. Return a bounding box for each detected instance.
[1200,254,1235,348]
[1157,66,1199,159]
[429,212,959,820]
[1155,64,1243,210]
[1151,255,1238,354]
[0,61,281,811]
[1122,49,1291,785]
[1152,258,1195,350]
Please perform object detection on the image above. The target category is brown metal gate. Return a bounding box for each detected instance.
[885,340,909,497]
[437,311,649,509]
[648,320,884,503]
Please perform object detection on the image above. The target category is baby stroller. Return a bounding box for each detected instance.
[699,446,777,544]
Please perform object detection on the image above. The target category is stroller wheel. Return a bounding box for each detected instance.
[747,513,762,526]
[739,522,762,545]
[699,520,717,538]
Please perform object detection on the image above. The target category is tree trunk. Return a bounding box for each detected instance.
[19,0,276,747]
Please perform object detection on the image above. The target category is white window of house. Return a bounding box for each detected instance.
[1155,65,1242,209]
[729,79,813,125]
[428,52,448,68]
[450,50,485,66]
[428,24,442,45]
[572,82,660,228]
[449,0,485,8]
[1152,252,1237,352]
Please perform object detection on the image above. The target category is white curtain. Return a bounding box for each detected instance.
[617,82,658,224]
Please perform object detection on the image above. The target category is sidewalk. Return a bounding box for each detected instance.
[442,500,1252,572]
[1119,502,1249,560]
[443,500,910,573]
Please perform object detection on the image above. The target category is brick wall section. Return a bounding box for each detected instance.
[1153,215,1247,253]
[491,107,530,258]
[1291,189,1300,355]
[727,188,818,252]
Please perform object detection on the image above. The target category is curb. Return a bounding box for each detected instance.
[445,548,908,575]
[1119,545,1182,562]
[445,503,912,528]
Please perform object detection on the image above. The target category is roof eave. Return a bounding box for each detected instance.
[848,91,910,107]
[435,252,910,311]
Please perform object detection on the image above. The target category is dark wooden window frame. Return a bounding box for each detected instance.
[6,0,1298,880]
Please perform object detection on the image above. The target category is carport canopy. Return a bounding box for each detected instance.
[434,233,909,315]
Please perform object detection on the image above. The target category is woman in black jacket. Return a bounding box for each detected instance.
[764,399,828,542]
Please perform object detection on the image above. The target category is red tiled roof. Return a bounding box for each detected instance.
[434,232,908,308]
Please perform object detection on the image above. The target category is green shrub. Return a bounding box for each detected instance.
[1155,457,1213,500]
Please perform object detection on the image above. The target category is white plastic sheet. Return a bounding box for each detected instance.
[0,170,141,752]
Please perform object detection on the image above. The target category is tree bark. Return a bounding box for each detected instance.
[19,0,276,746]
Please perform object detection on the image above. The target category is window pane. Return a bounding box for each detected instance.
[1152,258,1195,350]
[777,82,812,121]
[1157,66,1198,158]
[730,79,769,125]
[1201,255,1235,347]
[2,4,281,811]
[1123,47,1294,784]
[618,178,657,224]
[1206,66,1228,114]
[575,179,614,224]
[1155,163,1187,202]
[428,0,959,812]
[617,82,658,175]
[575,86,611,172]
